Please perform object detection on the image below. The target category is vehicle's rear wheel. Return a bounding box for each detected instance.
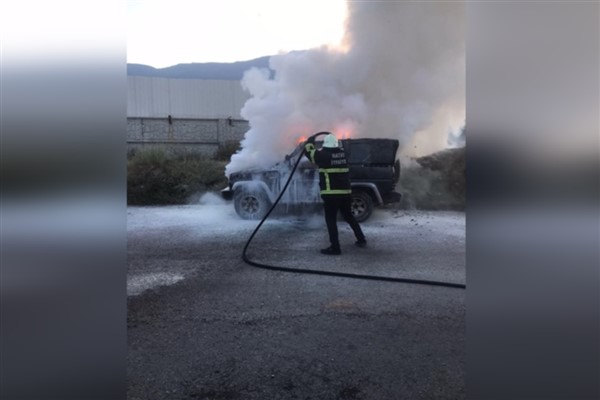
[350,191,373,222]
[233,188,272,220]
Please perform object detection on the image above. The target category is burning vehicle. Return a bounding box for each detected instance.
[222,138,402,222]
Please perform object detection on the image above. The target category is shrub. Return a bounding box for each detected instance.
[127,148,227,205]
[213,140,241,161]
[399,147,465,210]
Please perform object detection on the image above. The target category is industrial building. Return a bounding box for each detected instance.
[127,76,250,155]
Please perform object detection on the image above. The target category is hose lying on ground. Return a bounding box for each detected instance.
[241,132,466,290]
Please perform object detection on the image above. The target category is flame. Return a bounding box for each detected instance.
[296,135,307,144]
[335,131,351,140]
[296,131,350,145]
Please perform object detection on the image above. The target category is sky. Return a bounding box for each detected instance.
[127,0,347,68]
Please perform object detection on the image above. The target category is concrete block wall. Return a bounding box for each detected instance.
[127,117,248,156]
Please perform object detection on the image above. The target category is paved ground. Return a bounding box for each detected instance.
[127,197,465,399]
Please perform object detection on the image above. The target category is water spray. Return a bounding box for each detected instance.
[241,132,466,290]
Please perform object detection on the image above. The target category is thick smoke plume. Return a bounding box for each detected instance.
[226,2,465,176]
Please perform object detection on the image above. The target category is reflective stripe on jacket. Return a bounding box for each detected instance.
[305,143,352,196]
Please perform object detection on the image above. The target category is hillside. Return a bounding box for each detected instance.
[127,56,273,80]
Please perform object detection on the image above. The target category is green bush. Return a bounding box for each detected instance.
[127,148,228,205]
[213,140,241,161]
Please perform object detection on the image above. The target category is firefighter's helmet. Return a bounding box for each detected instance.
[323,133,339,148]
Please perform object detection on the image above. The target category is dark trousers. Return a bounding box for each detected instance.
[322,195,365,250]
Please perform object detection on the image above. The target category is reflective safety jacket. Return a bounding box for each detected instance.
[305,143,352,196]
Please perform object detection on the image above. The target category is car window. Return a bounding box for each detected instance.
[345,139,398,165]
[348,143,371,164]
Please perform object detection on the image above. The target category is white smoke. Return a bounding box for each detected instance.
[226,1,465,176]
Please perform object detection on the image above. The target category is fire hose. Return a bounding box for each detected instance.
[241,132,466,290]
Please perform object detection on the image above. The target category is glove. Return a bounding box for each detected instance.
[304,142,316,159]
[306,136,316,145]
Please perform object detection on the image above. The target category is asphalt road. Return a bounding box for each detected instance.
[127,201,465,399]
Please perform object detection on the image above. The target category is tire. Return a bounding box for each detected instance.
[233,188,272,220]
[350,191,373,222]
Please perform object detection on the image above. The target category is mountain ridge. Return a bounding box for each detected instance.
[127,56,273,80]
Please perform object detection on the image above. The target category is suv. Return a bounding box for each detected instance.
[222,138,402,222]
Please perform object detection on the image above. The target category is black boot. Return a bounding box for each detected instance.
[355,239,367,248]
[320,246,341,255]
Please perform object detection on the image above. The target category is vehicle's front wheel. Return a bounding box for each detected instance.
[233,188,272,220]
[350,191,373,222]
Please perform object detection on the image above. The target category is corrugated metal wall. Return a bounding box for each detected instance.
[127,76,251,119]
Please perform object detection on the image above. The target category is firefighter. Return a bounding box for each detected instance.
[305,132,367,255]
